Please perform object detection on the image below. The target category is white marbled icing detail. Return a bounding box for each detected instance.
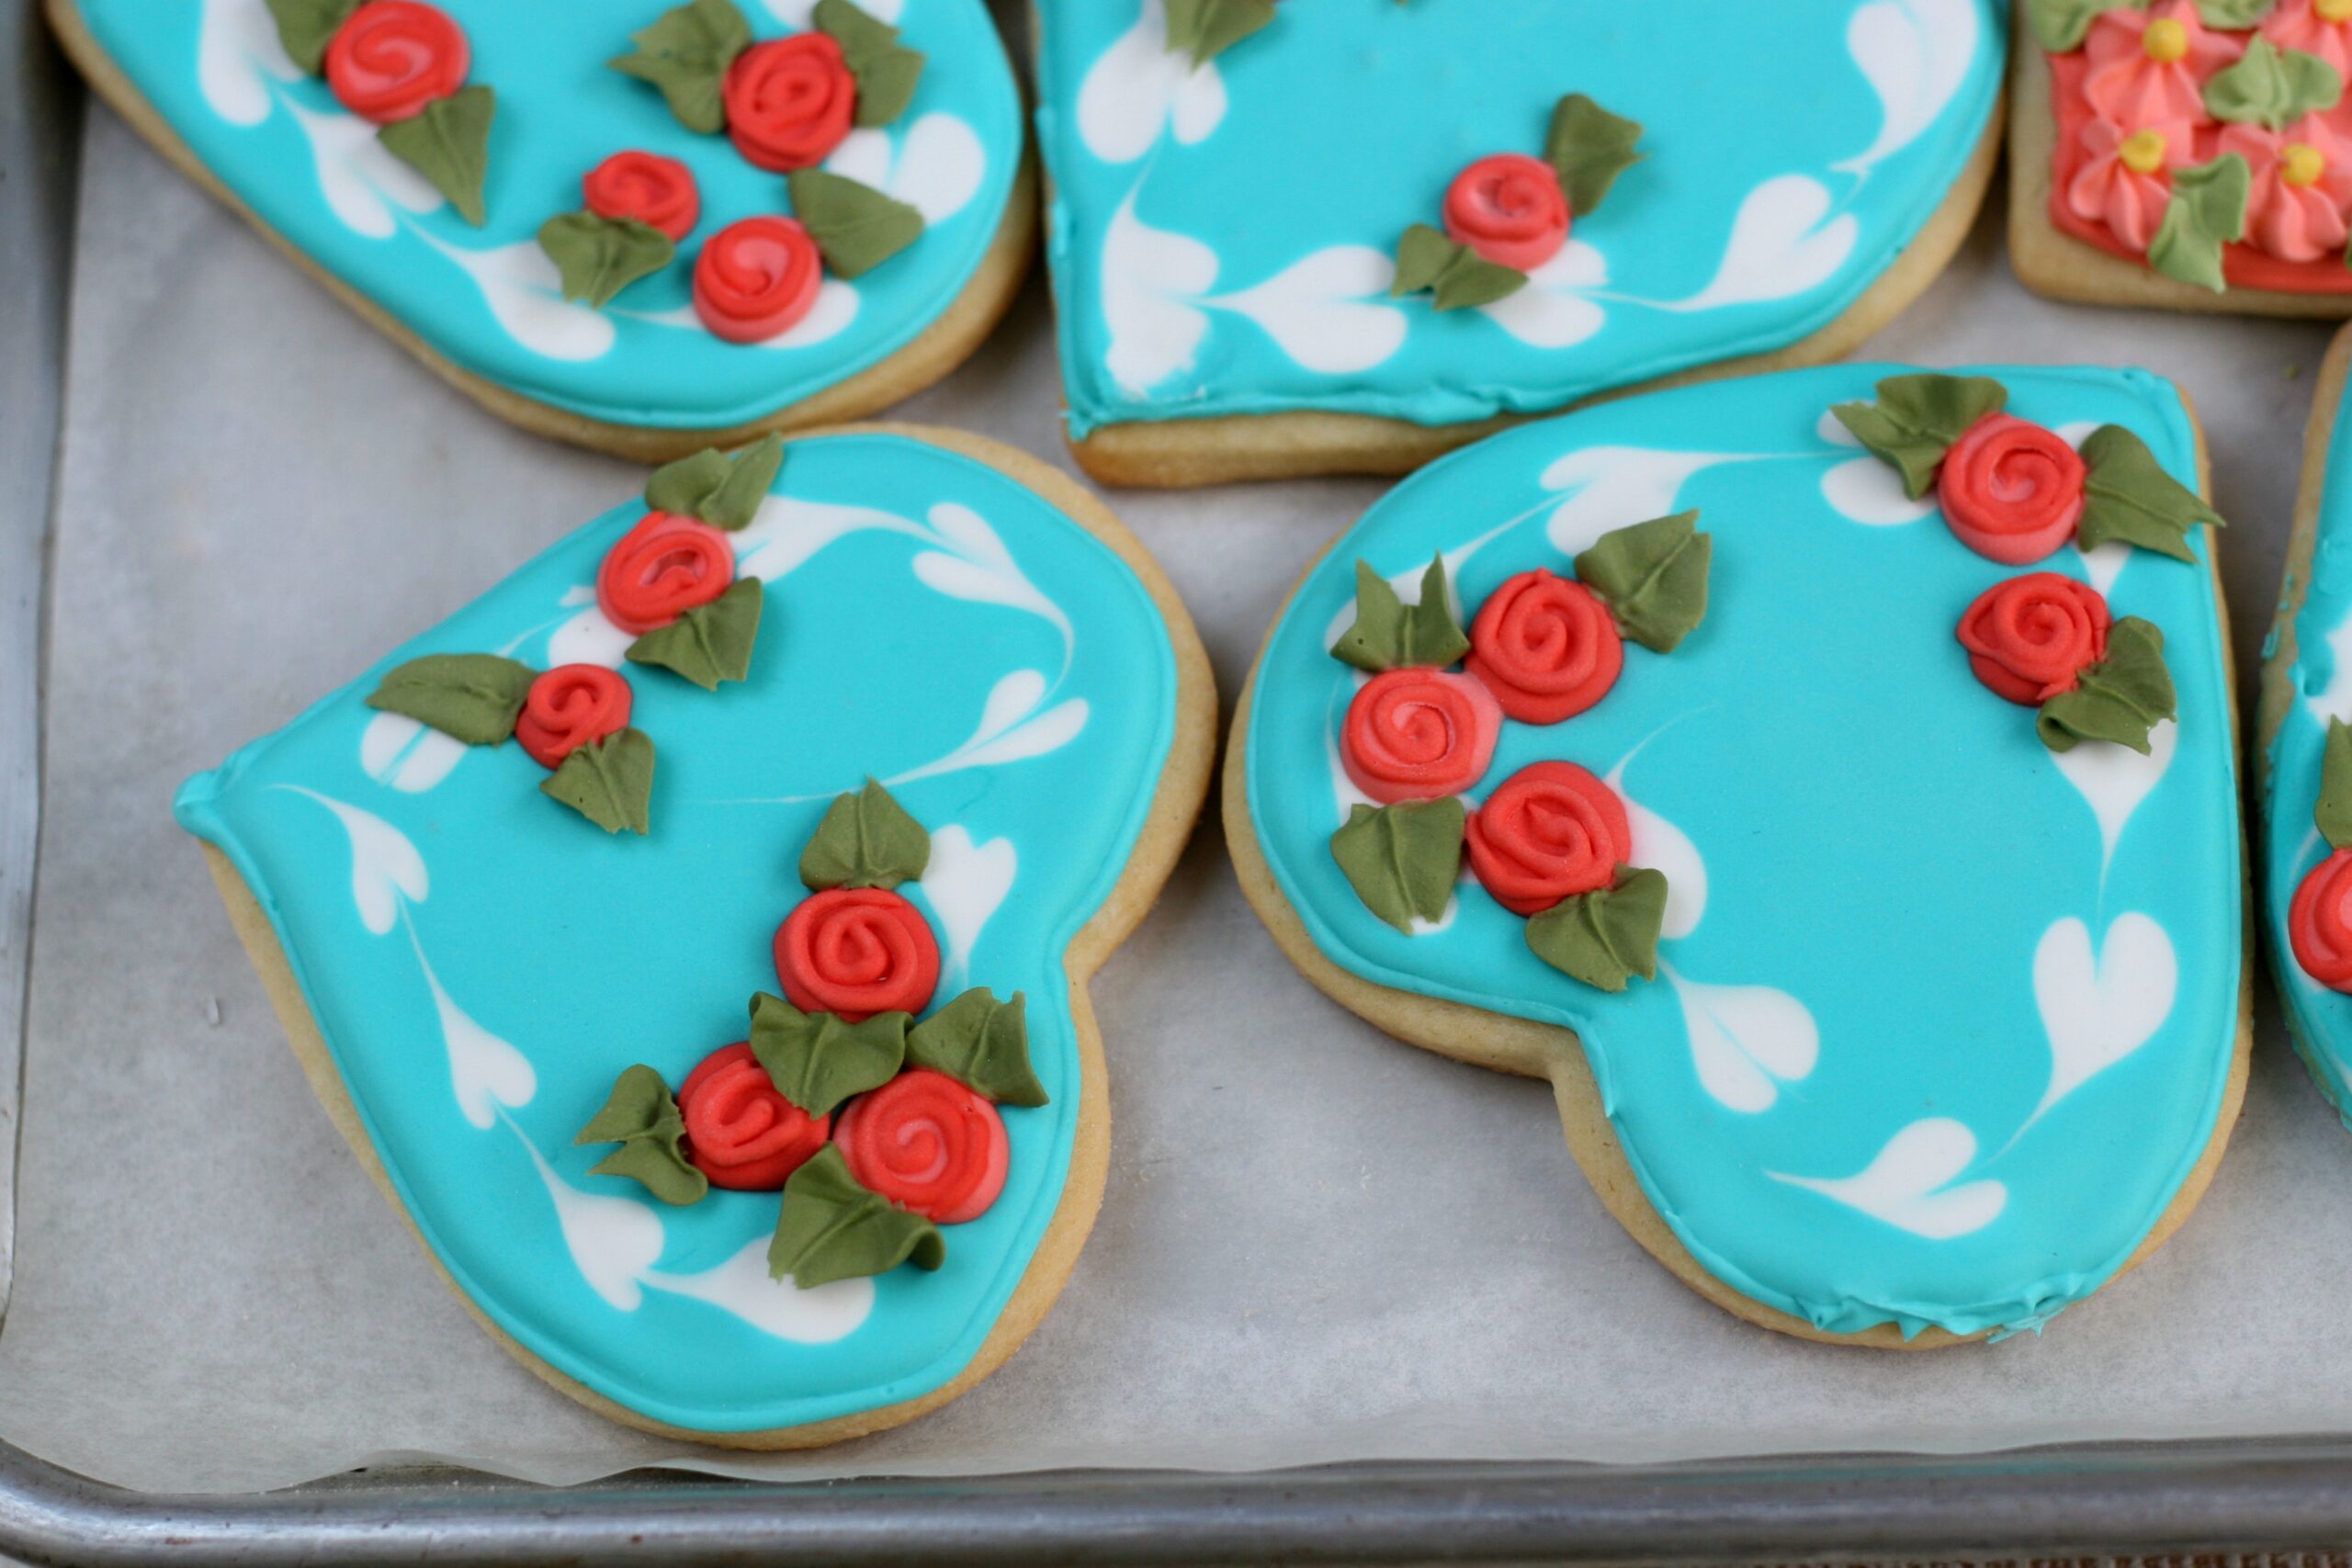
[1664,176,1860,312]
[520,1131,666,1312]
[412,923,537,1128]
[1201,248,1408,375]
[920,825,1017,987]
[2030,912,2177,1122]
[763,0,901,26]
[2053,718,2177,873]
[1075,0,1227,164]
[1539,447,1770,556]
[1820,456,1937,525]
[287,789,428,935]
[198,0,298,125]
[1101,190,1217,395]
[1837,0,1984,176]
[824,113,989,225]
[1770,1118,2007,1240]
[1606,762,1706,941]
[360,713,471,793]
[911,502,1075,652]
[407,231,616,361]
[1665,965,1821,1116]
[1479,241,1609,350]
[888,669,1091,787]
[641,1236,875,1342]
[282,95,446,239]
[632,281,862,353]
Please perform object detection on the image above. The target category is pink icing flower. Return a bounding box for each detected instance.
[2082,0,2242,126]
[2219,114,2352,260]
[2066,118,2195,251]
[2262,0,2352,81]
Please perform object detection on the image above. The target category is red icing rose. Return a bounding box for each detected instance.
[1937,414,2087,566]
[515,665,633,769]
[836,1069,1009,1224]
[583,151,700,241]
[723,34,857,173]
[2293,848,2352,990]
[1466,761,1631,916]
[595,512,737,635]
[693,216,824,344]
[1465,570,1623,724]
[324,1,469,124]
[677,1042,831,1190]
[1442,153,1570,271]
[1342,668,1502,804]
[1956,573,2111,706]
[774,887,941,1021]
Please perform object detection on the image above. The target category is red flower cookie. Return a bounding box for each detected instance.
[1342,668,1502,803]
[1956,572,2110,705]
[515,665,633,768]
[1466,761,1630,916]
[724,34,858,173]
[775,887,941,1021]
[596,513,737,634]
[324,1,469,124]
[1466,569,1623,723]
[836,1069,1009,1224]
[1939,414,2086,566]
[583,151,700,241]
[677,1043,831,1190]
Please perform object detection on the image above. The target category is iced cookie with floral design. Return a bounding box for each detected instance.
[1229,364,2248,1343]
[49,0,1035,458]
[174,425,1214,1444]
[2013,0,2352,313]
[1032,1,2006,487]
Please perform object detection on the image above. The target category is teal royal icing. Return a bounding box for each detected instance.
[74,0,1021,430]
[1244,365,2241,1338]
[175,433,1178,1432]
[1033,0,2005,439]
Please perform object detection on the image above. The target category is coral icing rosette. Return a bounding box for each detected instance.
[2293,847,2352,989]
[515,664,634,768]
[2263,0,2352,78]
[1442,153,1571,271]
[2066,118,2194,251]
[1465,761,1631,917]
[2081,0,2243,125]
[595,513,737,633]
[693,216,825,344]
[1465,569,1624,724]
[323,0,469,123]
[677,1043,831,1190]
[1938,414,2087,565]
[1956,572,2112,705]
[1341,668,1502,804]
[836,1069,1010,1224]
[774,886,942,1021]
[583,151,701,242]
[724,33,858,173]
[2220,116,2352,261]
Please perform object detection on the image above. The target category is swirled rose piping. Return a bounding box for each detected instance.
[2293,848,2352,990]
[515,665,633,768]
[836,1069,1009,1224]
[1938,415,2086,566]
[723,34,857,173]
[584,151,700,241]
[693,217,824,344]
[1442,153,1571,271]
[1956,573,2110,706]
[1341,669,1501,804]
[324,1,469,124]
[677,1043,831,1190]
[774,887,941,1021]
[595,513,737,634]
[1466,761,1631,916]
[1465,570,1623,724]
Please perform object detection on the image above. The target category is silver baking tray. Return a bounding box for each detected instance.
[15,0,2352,1559]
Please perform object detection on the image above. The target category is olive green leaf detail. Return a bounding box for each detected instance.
[1574,512,1712,653]
[1829,374,2010,499]
[574,1065,707,1205]
[905,988,1047,1107]
[2025,0,2147,51]
[2197,0,2276,23]
[1390,222,1528,311]
[537,213,675,309]
[1330,797,1467,934]
[2203,36,2341,132]
[799,777,932,890]
[1161,0,1276,66]
[1330,554,1472,673]
[1544,93,1645,217]
[377,85,495,227]
[2075,423,2225,561]
[541,728,658,834]
[609,0,753,133]
[2318,718,2352,850]
[812,0,927,128]
[625,577,764,689]
[364,653,535,746]
[2037,618,2177,754]
[768,1145,944,1288]
[2148,152,2251,293]
[747,992,908,1117]
[1524,868,1669,993]
[261,0,360,73]
[643,434,785,531]
[786,169,925,277]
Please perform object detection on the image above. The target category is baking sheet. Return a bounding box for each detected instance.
[6,97,2352,1495]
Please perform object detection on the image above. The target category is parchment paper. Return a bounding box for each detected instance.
[6,99,2351,1495]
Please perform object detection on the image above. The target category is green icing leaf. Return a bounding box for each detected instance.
[2037,617,2177,754]
[625,577,763,689]
[1524,868,1669,993]
[2149,153,2251,293]
[541,728,657,834]
[1829,374,2010,499]
[799,777,931,890]
[1161,0,1276,66]
[2025,0,2146,51]
[608,0,753,133]
[364,653,534,746]
[1573,512,1712,653]
[2075,423,2224,561]
[747,993,908,1117]
[574,1065,707,1205]
[768,1145,944,1288]
[1544,93,1645,217]
[905,988,1046,1107]
[261,0,359,73]
[813,0,926,128]
[537,212,674,309]
[1329,798,1466,934]
[2199,0,2278,22]
[377,85,495,228]
[2203,36,2341,131]
[1388,223,1526,310]
[2320,718,2352,850]
[786,169,924,278]
[643,434,784,531]
[1330,555,1472,673]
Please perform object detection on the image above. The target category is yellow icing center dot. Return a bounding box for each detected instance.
[2284,141,2329,186]
[2320,0,2352,23]
[2143,17,2190,62]
[2120,129,2170,174]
